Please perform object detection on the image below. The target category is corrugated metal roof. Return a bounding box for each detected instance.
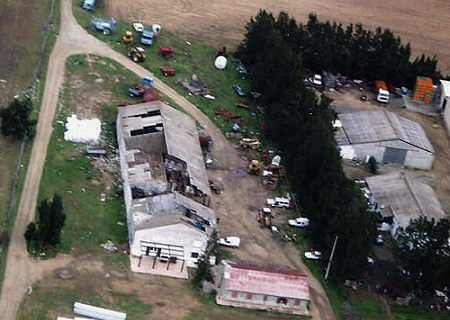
[160,105,210,195]
[365,172,445,229]
[222,260,309,300]
[118,101,210,195]
[338,110,434,153]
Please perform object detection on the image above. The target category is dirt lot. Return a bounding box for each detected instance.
[106,0,450,74]
[3,1,450,319]
[329,86,450,213]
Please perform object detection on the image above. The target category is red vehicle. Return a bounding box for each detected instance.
[160,68,176,76]
[159,46,174,58]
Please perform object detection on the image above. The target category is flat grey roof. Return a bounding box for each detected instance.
[366,171,445,229]
[337,110,434,153]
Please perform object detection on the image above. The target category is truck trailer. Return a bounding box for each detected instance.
[374,80,389,103]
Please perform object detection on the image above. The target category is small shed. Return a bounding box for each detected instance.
[216,260,310,315]
[335,110,434,170]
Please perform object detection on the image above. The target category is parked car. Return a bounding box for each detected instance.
[218,236,241,248]
[82,0,95,11]
[375,234,384,245]
[288,217,310,228]
[141,29,154,45]
[304,251,322,260]
[267,197,290,209]
[313,74,322,86]
[91,17,116,35]
[233,85,246,97]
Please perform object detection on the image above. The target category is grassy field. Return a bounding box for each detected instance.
[72,3,266,144]
[9,4,450,320]
[0,0,61,300]
[16,51,307,320]
[392,306,450,320]
[16,273,152,320]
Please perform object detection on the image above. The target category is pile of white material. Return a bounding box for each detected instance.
[64,115,101,143]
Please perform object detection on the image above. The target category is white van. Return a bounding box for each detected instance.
[267,197,290,209]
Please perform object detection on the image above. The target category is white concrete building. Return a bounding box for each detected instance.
[439,80,450,139]
[116,101,216,277]
[335,110,435,170]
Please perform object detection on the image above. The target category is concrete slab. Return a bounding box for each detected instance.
[130,255,189,279]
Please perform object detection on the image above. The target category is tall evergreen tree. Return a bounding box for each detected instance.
[24,193,66,251]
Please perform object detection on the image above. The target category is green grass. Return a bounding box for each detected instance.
[0,0,61,301]
[16,274,152,320]
[392,305,450,320]
[350,298,385,320]
[72,3,265,142]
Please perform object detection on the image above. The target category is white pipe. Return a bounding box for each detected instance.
[73,302,126,320]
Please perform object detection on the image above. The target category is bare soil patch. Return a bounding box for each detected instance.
[106,0,450,74]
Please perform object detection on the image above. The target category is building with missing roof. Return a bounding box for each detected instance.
[116,101,216,278]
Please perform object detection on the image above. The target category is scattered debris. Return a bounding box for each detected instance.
[215,108,240,119]
[159,46,174,58]
[100,240,117,252]
[160,68,176,77]
[177,78,210,96]
[235,101,249,109]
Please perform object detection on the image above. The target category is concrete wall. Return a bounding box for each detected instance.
[116,117,135,242]
[351,140,434,170]
[125,131,166,154]
[216,290,308,315]
[132,223,208,268]
[443,97,450,140]
[215,264,308,315]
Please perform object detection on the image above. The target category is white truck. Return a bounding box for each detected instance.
[266,197,290,208]
[375,80,390,103]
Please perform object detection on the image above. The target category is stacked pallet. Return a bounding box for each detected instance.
[413,76,433,104]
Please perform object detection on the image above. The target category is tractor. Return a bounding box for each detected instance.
[247,159,263,174]
[123,30,134,45]
[128,46,146,63]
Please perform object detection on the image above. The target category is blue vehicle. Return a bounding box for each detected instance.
[82,0,95,11]
[141,29,154,46]
[91,17,116,35]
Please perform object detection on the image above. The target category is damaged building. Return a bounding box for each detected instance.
[116,101,216,278]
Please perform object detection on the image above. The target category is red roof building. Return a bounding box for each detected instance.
[216,260,310,315]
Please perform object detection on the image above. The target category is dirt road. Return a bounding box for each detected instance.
[0,0,336,319]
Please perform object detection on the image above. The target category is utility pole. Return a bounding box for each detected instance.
[325,235,338,280]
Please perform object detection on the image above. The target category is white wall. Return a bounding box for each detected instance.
[351,140,434,170]
[132,223,208,268]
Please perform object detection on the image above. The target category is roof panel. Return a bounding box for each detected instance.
[338,110,434,152]
[365,172,445,229]
[222,260,309,300]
